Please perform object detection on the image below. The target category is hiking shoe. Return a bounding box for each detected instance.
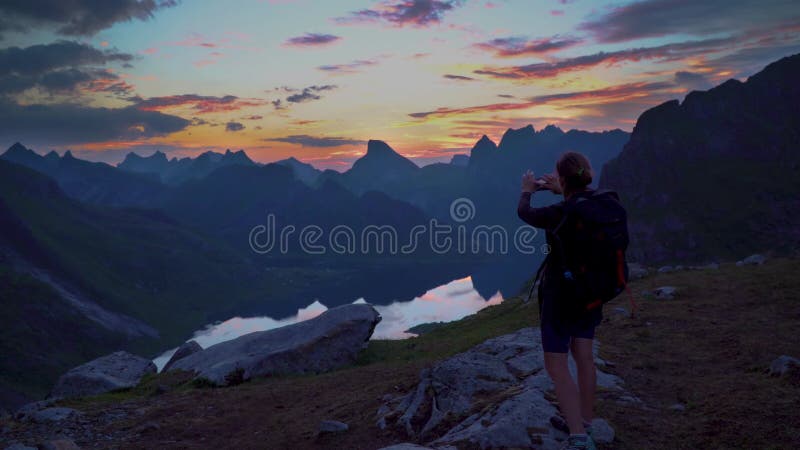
[550,415,594,438]
[560,434,597,450]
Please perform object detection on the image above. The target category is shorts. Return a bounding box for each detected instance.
[540,314,596,353]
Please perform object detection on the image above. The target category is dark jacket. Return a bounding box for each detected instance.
[517,189,602,329]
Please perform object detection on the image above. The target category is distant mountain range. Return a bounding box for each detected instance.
[118,148,256,185]
[600,53,800,263]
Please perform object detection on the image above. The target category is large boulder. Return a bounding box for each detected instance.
[169,303,381,385]
[49,351,156,399]
[162,340,203,372]
[377,328,623,449]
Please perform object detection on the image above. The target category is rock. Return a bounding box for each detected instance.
[162,340,203,372]
[652,286,678,300]
[14,400,54,420]
[31,407,80,424]
[318,419,349,434]
[170,304,381,385]
[737,254,766,266]
[4,444,38,450]
[612,307,629,317]
[38,440,80,450]
[628,263,649,279]
[379,328,627,449]
[769,355,800,376]
[49,351,156,399]
[669,403,686,412]
[590,418,615,444]
[657,265,674,273]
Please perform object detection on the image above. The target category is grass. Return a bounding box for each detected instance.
[7,258,800,449]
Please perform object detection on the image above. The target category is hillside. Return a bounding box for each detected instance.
[3,258,798,449]
[0,159,345,407]
[600,54,800,263]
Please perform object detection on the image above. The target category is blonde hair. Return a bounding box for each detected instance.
[556,151,593,193]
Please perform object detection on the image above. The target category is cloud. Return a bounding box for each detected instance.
[528,81,675,104]
[0,41,133,77]
[0,100,189,145]
[579,0,800,43]
[473,38,733,79]
[0,41,135,96]
[283,84,337,104]
[271,99,285,110]
[263,134,366,147]
[473,36,582,57]
[283,33,341,47]
[317,59,378,74]
[225,121,244,132]
[409,80,680,121]
[335,0,465,27]
[497,94,515,98]
[443,74,475,81]
[242,115,263,120]
[409,101,533,119]
[0,0,179,37]
[674,71,713,90]
[133,94,267,114]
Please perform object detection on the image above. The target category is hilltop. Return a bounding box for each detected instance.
[2,257,798,449]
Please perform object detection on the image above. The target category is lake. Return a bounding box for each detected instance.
[153,275,504,370]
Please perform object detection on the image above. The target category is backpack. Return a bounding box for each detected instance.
[529,190,630,317]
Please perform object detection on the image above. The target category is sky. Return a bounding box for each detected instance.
[1,0,799,170]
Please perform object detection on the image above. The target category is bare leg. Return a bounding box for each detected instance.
[544,351,585,435]
[570,337,596,423]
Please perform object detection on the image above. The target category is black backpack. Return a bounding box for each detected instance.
[530,190,630,316]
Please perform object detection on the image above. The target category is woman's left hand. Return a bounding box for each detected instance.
[521,170,539,193]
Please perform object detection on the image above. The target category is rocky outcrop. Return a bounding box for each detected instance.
[769,355,800,376]
[49,351,156,399]
[377,328,623,449]
[162,340,202,372]
[600,54,800,263]
[169,304,381,385]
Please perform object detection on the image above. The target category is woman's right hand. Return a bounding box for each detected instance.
[540,172,563,194]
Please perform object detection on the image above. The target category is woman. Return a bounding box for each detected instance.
[517,151,601,450]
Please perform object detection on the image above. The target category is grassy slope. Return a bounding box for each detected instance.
[0,268,127,404]
[7,258,799,449]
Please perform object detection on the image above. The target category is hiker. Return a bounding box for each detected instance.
[517,151,629,450]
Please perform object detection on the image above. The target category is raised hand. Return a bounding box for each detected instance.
[521,170,538,193]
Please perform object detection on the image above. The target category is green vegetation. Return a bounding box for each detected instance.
[42,258,800,450]
[0,267,126,401]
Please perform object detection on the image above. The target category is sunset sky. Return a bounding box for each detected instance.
[1,0,799,169]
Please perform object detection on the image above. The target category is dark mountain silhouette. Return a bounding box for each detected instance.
[158,162,431,254]
[600,53,800,263]
[317,140,420,194]
[1,144,165,207]
[275,156,322,185]
[118,148,257,184]
[449,154,469,166]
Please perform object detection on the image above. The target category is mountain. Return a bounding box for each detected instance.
[0,144,165,207]
[0,158,314,407]
[275,156,322,185]
[600,53,800,263]
[449,154,469,166]
[158,162,431,255]
[118,148,257,184]
[318,140,420,195]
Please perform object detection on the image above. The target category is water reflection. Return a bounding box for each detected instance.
[154,276,502,370]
